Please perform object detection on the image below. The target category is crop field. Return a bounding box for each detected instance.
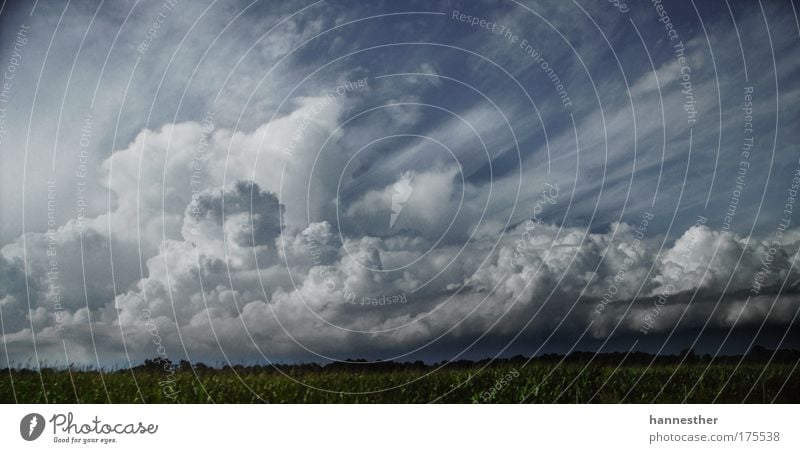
[2,359,797,403]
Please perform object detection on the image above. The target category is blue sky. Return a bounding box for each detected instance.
[0,0,799,366]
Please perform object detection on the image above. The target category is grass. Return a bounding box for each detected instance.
[1,360,797,403]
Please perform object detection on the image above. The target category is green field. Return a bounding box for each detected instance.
[2,361,797,403]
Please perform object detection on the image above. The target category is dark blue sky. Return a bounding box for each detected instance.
[0,0,798,366]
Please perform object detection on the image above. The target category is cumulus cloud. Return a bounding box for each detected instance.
[5,179,800,365]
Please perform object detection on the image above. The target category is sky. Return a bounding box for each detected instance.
[0,0,799,367]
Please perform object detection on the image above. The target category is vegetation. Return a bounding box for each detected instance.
[2,348,797,403]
